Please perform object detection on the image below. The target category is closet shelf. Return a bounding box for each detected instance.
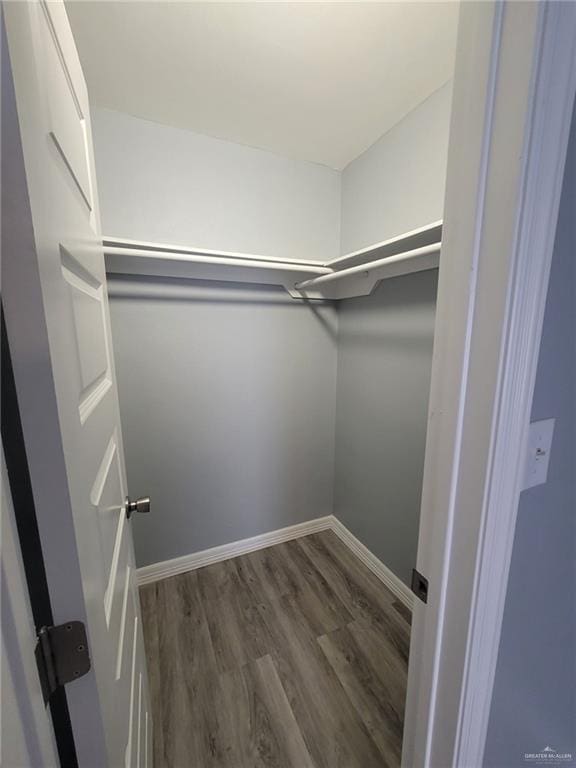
[104,246,331,275]
[103,236,326,268]
[103,237,332,299]
[103,220,442,301]
[324,220,442,270]
[295,242,441,293]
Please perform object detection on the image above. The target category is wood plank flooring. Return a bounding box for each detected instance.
[139,530,411,768]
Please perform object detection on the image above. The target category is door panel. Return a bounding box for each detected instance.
[3,2,151,764]
[40,0,93,210]
[116,566,135,682]
[60,238,114,424]
[63,264,109,394]
[91,435,122,581]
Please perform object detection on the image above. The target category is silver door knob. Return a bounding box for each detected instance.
[125,496,150,520]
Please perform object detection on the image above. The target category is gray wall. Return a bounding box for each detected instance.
[108,277,337,567]
[332,84,449,587]
[340,82,452,254]
[97,91,449,572]
[94,109,341,567]
[92,108,341,262]
[333,270,438,586]
[484,105,576,767]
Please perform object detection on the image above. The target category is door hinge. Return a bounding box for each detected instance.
[411,568,429,604]
[35,621,91,703]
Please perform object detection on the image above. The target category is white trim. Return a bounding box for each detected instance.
[402,3,576,767]
[136,514,414,613]
[330,517,414,610]
[136,516,333,586]
[455,5,576,765]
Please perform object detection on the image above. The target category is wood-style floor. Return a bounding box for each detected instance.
[139,530,411,768]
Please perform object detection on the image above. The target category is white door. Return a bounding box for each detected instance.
[3,2,151,766]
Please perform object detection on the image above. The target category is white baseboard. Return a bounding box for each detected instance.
[136,515,333,586]
[137,514,414,611]
[330,517,414,610]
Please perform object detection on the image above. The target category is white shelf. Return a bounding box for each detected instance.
[296,242,441,298]
[103,237,331,299]
[325,220,442,269]
[103,220,442,301]
[103,236,325,268]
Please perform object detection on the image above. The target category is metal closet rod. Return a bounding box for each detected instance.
[294,242,441,291]
[103,246,333,276]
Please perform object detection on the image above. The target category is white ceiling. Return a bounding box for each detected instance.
[67,1,458,170]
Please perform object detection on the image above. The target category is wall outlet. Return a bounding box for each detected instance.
[523,418,555,490]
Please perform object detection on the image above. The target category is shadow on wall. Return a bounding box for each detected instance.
[334,269,439,586]
[107,268,438,580]
[108,274,338,340]
[108,274,338,567]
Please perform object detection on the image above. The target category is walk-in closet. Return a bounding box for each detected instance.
[65,3,456,765]
[7,1,456,765]
[5,1,576,766]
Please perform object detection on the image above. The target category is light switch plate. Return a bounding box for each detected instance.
[523,418,555,490]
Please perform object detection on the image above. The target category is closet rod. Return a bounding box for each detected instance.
[294,242,441,291]
[103,247,333,276]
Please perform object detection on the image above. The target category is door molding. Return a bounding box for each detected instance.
[403,3,576,766]
[453,7,576,764]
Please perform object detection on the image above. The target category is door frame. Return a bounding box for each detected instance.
[403,2,576,766]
